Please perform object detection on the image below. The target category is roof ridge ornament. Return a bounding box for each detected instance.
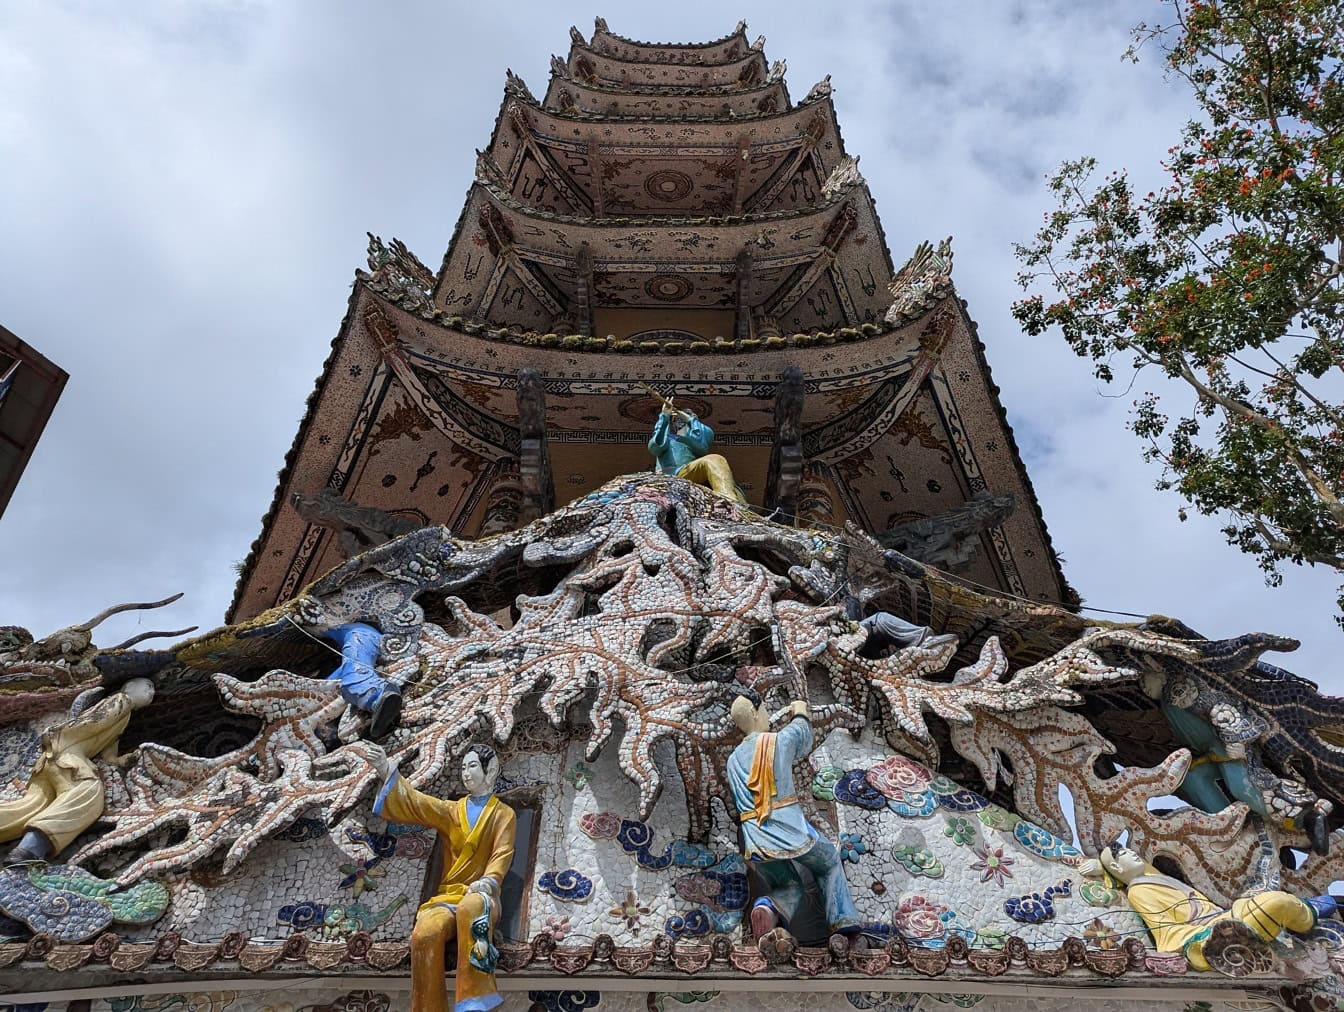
[750,34,765,52]
[767,59,787,84]
[569,25,584,47]
[503,69,535,103]
[594,15,608,33]
[550,54,568,79]
[474,149,510,189]
[363,233,434,311]
[821,154,863,201]
[885,237,955,325]
[803,74,833,104]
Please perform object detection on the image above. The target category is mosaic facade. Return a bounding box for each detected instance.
[4,16,1344,1012]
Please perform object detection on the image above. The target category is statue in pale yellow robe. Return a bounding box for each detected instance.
[0,678,155,863]
[369,742,516,1012]
[1081,838,1337,971]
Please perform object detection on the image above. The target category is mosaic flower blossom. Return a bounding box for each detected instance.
[969,845,1015,887]
[865,755,931,798]
[564,761,593,790]
[579,811,621,840]
[977,927,1008,950]
[839,832,867,863]
[393,831,433,860]
[609,890,651,933]
[337,858,385,897]
[544,914,571,941]
[892,844,944,878]
[1080,881,1120,907]
[942,816,977,847]
[1084,917,1119,950]
[976,806,1020,831]
[893,895,947,942]
[811,766,843,801]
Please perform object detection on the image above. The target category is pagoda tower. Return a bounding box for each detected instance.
[229,18,1074,624]
[4,19,1344,1012]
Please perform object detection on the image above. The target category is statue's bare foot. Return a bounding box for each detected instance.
[750,904,777,939]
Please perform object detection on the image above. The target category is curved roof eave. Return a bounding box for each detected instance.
[951,293,1077,607]
[470,176,869,231]
[483,92,843,169]
[564,39,767,79]
[541,71,791,110]
[591,20,750,57]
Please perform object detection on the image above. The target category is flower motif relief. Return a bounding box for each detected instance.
[337,858,385,897]
[969,846,1015,887]
[840,832,868,863]
[942,816,977,847]
[579,811,621,840]
[609,890,651,932]
[866,755,931,798]
[1084,916,1119,950]
[564,761,593,790]
[1080,880,1120,907]
[892,845,945,878]
[544,914,571,941]
[893,895,947,943]
[977,805,1020,831]
[811,765,843,800]
[833,770,887,809]
[977,927,1008,950]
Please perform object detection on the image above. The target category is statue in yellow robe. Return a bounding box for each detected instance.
[370,742,516,1012]
[0,678,155,863]
[1082,838,1336,971]
[647,396,747,505]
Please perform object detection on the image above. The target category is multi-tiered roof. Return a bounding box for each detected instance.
[229,20,1075,633]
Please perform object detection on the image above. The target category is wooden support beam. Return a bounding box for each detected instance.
[747,137,815,212]
[506,103,591,213]
[516,368,555,522]
[574,244,594,337]
[734,249,753,341]
[764,203,857,320]
[764,367,805,523]
[588,139,605,217]
[730,136,751,214]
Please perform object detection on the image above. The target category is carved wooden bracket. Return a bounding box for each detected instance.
[764,366,805,523]
[574,244,594,337]
[734,248,753,341]
[878,491,1016,570]
[516,368,555,523]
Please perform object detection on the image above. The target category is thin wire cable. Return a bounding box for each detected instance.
[282,614,346,661]
[741,504,1155,620]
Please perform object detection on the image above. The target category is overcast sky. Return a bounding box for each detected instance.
[3,1,1341,687]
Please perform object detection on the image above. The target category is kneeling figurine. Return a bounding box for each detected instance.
[727,688,862,958]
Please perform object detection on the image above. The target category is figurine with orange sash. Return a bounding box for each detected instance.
[726,688,861,958]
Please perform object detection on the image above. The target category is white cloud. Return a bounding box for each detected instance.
[0,0,1337,683]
